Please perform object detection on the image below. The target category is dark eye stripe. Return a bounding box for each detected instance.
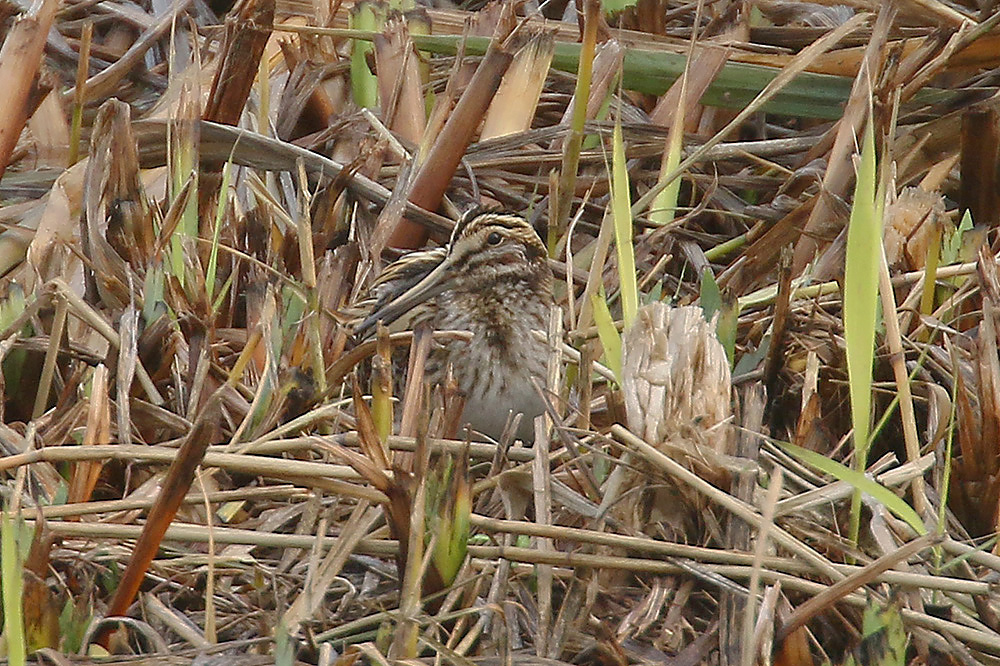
[449,210,546,260]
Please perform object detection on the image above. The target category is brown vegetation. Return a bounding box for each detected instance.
[1,0,1000,663]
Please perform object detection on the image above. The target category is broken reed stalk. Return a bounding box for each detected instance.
[200,0,275,218]
[203,0,276,126]
[96,395,222,648]
[387,9,518,249]
[959,104,1000,229]
[0,0,60,181]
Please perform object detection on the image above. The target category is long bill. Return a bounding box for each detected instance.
[353,255,458,339]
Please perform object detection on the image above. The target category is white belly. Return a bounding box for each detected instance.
[460,365,546,442]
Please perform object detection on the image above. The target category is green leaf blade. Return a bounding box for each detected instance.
[779,441,927,536]
[843,119,881,467]
[611,120,638,329]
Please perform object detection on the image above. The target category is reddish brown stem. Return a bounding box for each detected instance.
[96,396,221,648]
[0,0,60,181]
[387,20,517,249]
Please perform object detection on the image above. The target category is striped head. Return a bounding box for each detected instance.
[354,209,550,338]
[444,208,548,279]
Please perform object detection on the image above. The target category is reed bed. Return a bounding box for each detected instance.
[0,0,999,664]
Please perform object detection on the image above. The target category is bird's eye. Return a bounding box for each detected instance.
[487,231,502,245]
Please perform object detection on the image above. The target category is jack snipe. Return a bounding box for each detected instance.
[355,209,554,441]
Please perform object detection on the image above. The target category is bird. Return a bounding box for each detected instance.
[354,208,554,442]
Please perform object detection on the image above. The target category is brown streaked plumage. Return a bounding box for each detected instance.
[354,209,554,441]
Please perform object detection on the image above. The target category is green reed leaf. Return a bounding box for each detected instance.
[590,288,622,383]
[611,119,638,329]
[843,115,883,545]
[780,441,926,536]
